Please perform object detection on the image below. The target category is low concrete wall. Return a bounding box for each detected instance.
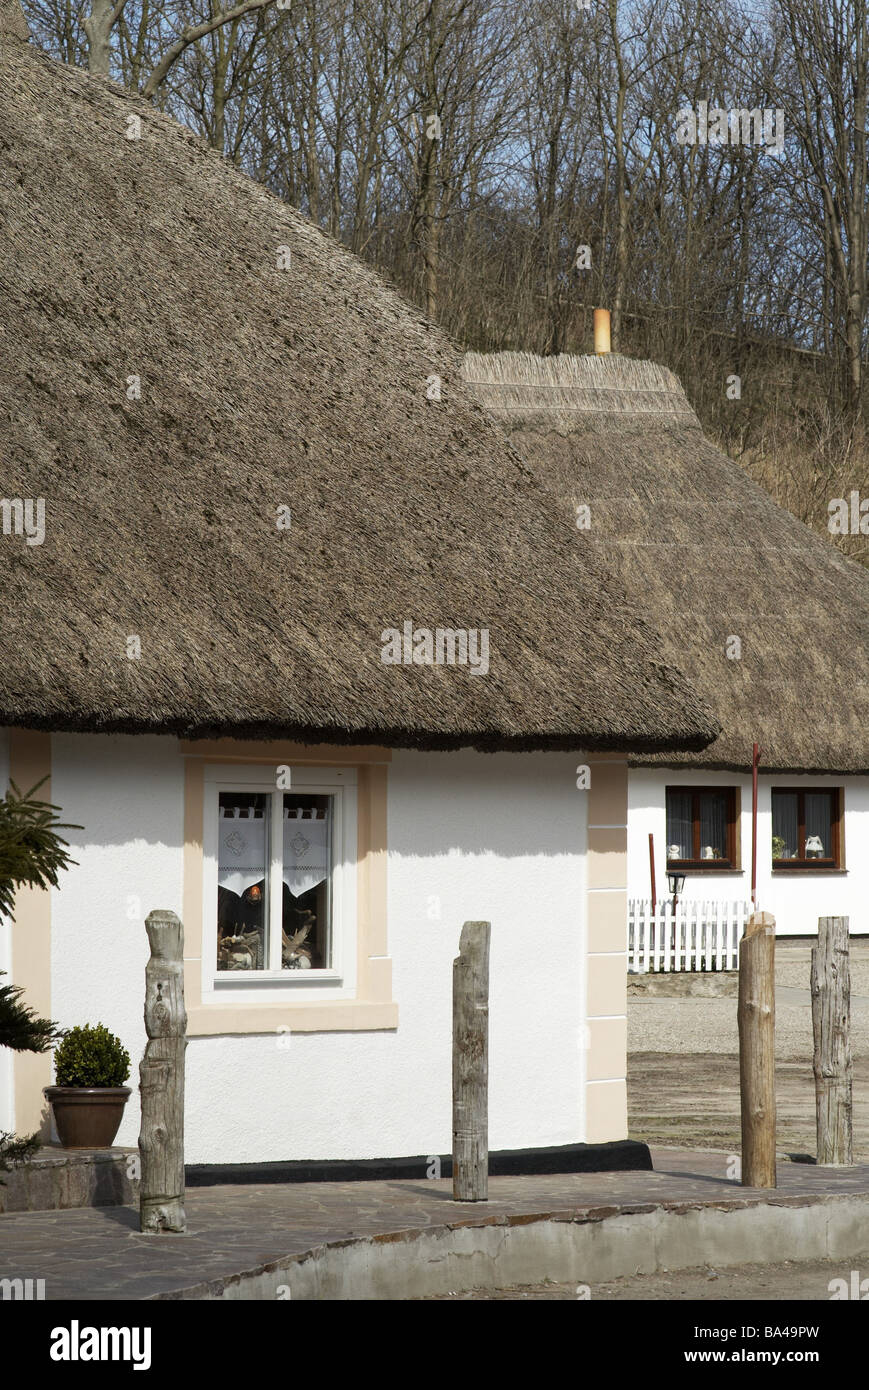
[157,1192,869,1300]
[0,1147,139,1213]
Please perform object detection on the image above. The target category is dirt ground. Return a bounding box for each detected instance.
[628,943,869,1159]
[629,1053,869,1159]
[420,1253,869,1299]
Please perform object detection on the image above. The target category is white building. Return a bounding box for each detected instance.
[465,351,869,944]
[0,18,717,1164]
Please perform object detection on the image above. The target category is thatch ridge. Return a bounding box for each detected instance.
[463,351,699,431]
[464,349,869,772]
[0,42,719,754]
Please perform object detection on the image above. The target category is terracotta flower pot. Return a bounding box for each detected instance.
[43,1086,132,1149]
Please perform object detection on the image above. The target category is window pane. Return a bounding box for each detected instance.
[217,793,269,970]
[666,791,692,860]
[282,794,333,969]
[772,792,798,860]
[805,793,833,859]
[699,792,728,860]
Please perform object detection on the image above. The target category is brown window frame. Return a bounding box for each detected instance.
[771,787,843,871]
[665,786,738,871]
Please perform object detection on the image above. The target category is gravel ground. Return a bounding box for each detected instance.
[419,1253,869,1299]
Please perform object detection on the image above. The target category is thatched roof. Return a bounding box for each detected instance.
[0,42,718,753]
[0,0,29,44]
[463,351,869,772]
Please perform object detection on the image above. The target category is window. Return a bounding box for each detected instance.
[772,788,842,869]
[666,787,737,869]
[203,764,357,994]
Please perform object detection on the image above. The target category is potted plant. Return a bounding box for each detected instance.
[44,1024,131,1149]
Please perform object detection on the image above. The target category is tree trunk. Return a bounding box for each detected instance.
[452,920,490,1201]
[738,910,776,1188]
[139,909,187,1234]
[83,0,115,77]
[811,916,852,1165]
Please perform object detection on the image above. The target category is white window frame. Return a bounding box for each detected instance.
[202,763,358,1004]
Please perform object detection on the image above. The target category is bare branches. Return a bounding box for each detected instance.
[140,0,274,99]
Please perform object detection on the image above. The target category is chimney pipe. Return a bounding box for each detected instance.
[593,308,611,355]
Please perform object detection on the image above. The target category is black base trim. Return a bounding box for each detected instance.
[185,1139,652,1186]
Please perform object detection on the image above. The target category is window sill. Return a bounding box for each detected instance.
[214,971,343,985]
[667,867,743,875]
[187,999,399,1036]
[772,868,847,875]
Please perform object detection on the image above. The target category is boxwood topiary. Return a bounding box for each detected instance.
[54,1024,131,1088]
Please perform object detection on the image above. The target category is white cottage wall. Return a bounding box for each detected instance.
[46,738,589,1163]
[628,768,869,937]
[49,734,184,1147]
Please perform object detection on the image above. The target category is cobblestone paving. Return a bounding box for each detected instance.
[1,1149,868,1301]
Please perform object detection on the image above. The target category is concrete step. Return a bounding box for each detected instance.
[0,1146,139,1214]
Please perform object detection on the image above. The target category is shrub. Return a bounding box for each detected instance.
[0,1130,39,1185]
[54,1024,130,1088]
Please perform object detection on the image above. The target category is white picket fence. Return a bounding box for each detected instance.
[627,899,750,973]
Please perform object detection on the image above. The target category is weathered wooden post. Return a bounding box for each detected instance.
[139,909,187,1233]
[452,920,490,1201]
[811,917,852,1166]
[738,909,776,1188]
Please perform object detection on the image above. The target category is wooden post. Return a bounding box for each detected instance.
[738,909,776,1188]
[452,920,490,1201]
[750,742,760,906]
[139,910,187,1233]
[811,917,852,1166]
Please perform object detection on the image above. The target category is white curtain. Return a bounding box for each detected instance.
[218,804,268,895]
[283,806,331,897]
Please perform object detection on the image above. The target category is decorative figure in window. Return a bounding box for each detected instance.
[805,835,824,858]
[282,917,313,969]
[217,881,265,969]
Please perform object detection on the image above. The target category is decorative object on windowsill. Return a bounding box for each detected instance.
[43,1024,131,1149]
[217,930,262,969]
[805,835,824,859]
[667,844,681,860]
[771,835,787,860]
[282,919,313,969]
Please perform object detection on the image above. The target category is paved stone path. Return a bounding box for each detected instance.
[2,1148,868,1300]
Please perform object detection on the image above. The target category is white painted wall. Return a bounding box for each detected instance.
[49,734,184,1147]
[628,768,869,937]
[46,738,588,1163]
